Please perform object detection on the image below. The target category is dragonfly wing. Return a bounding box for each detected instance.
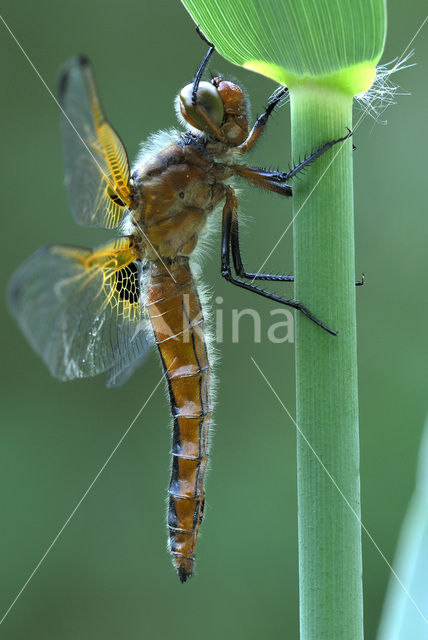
[59,56,132,229]
[106,349,152,388]
[8,238,151,382]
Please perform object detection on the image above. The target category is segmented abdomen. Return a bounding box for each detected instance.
[146,257,212,583]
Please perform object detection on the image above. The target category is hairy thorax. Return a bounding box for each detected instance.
[130,140,233,259]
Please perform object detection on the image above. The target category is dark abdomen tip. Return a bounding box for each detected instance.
[174,554,194,583]
[177,566,193,583]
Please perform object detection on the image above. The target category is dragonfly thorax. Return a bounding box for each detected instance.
[131,141,229,259]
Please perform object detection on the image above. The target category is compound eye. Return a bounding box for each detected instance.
[179,81,224,131]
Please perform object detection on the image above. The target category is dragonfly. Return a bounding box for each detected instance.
[8,35,354,583]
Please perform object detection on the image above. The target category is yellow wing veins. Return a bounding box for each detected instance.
[59,56,133,229]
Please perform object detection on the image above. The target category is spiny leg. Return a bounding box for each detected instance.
[230,193,294,282]
[227,178,364,286]
[232,128,353,191]
[231,164,293,197]
[220,186,337,335]
[264,128,353,183]
[237,86,289,154]
[225,184,365,293]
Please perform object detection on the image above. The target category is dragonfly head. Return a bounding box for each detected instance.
[212,76,249,145]
[178,76,249,146]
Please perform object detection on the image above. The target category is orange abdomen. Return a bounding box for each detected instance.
[146,257,212,582]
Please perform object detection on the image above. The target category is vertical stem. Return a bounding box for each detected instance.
[291,85,363,639]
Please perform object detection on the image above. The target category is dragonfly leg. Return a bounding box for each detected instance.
[230,190,365,287]
[229,192,294,282]
[192,28,215,103]
[224,175,364,287]
[237,86,289,154]
[221,186,337,335]
[269,128,353,183]
[232,128,353,193]
[189,30,229,143]
[231,164,293,197]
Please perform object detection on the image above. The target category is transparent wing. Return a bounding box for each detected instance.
[8,237,152,383]
[59,56,133,229]
[106,350,151,388]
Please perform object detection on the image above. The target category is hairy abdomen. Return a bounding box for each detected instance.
[146,257,212,582]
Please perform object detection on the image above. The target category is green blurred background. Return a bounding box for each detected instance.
[1,1,427,638]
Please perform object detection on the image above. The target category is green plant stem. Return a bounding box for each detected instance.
[291,86,363,639]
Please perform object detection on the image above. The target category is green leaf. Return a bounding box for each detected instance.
[182,0,386,94]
